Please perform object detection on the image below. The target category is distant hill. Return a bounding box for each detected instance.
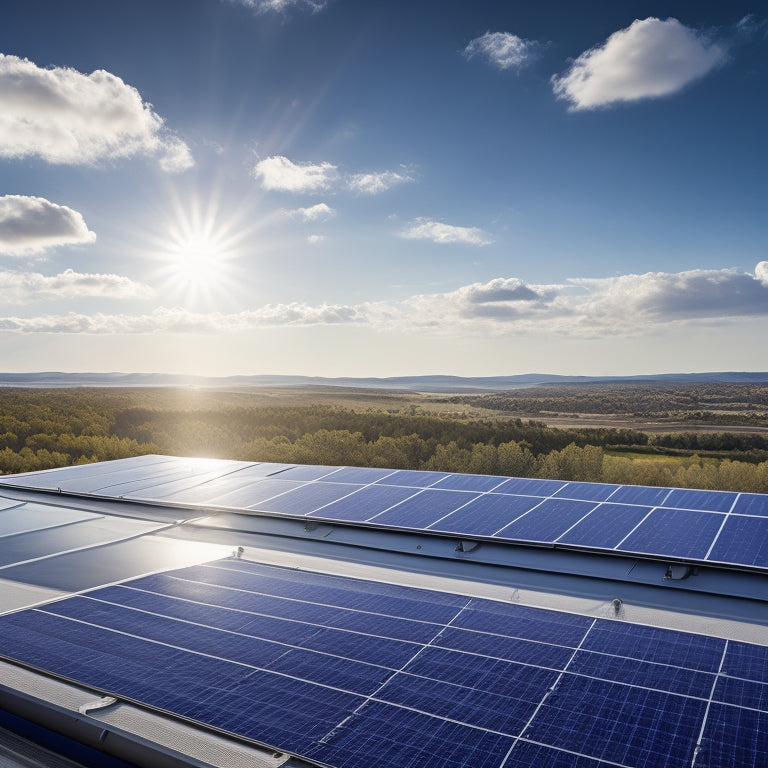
[1,371,767,393]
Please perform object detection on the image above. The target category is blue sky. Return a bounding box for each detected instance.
[0,0,766,376]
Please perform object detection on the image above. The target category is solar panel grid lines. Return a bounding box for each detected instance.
[702,492,741,561]
[0,557,766,768]
[690,641,729,768]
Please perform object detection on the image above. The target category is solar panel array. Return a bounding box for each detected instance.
[0,557,764,768]
[3,456,766,572]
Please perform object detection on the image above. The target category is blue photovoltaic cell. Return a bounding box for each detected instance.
[308,484,419,521]
[428,493,542,536]
[306,701,516,768]
[269,465,340,481]
[579,622,724,672]
[720,641,768,681]
[708,515,768,568]
[662,488,737,513]
[371,489,479,529]
[567,650,715,698]
[315,466,397,484]
[492,477,565,496]
[616,507,725,560]
[556,503,652,548]
[714,676,768,711]
[430,473,509,492]
[251,482,363,516]
[605,484,673,506]
[731,492,768,517]
[553,482,620,502]
[495,498,598,541]
[0,556,765,768]
[522,676,706,768]
[374,469,448,487]
[698,704,768,768]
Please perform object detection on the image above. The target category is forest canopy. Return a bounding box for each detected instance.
[0,387,767,492]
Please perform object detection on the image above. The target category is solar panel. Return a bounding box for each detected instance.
[0,557,764,768]
[2,457,768,572]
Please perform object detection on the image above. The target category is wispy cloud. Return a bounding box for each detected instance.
[307,234,326,244]
[347,169,414,194]
[255,155,413,196]
[551,18,726,110]
[463,31,542,71]
[400,218,493,246]
[230,0,327,14]
[254,156,339,193]
[0,54,193,171]
[289,203,335,221]
[0,195,96,256]
[0,268,153,304]
[5,264,766,337]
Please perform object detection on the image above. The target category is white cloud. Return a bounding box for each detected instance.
[5,264,765,338]
[551,18,726,110]
[347,170,413,194]
[307,234,326,244]
[400,218,492,246]
[254,156,339,193]
[291,203,335,221]
[0,268,153,304]
[0,54,193,171]
[0,303,364,334]
[0,195,96,256]
[232,0,327,13]
[463,32,541,70]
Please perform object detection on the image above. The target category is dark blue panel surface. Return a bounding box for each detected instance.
[495,498,598,541]
[308,484,419,521]
[714,676,768,710]
[252,482,362,515]
[429,493,541,536]
[225,478,304,505]
[580,622,724,672]
[708,515,768,567]
[430,473,509,492]
[662,488,737,513]
[451,602,591,647]
[616,507,725,559]
[556,503,652,548]
[568,650,715,698]
[606,484,672,506]
[731,492,768,517]
[497,742,604,767]
[374,469,448,487]
[553,482,620,502]
[315,466,397,484]
[698,704,768,768]
[403,646,559,699]
[306,701,516,768]
[371,489,480,528]
[492,477,565,496]
[269,465,340,481]
[721,640,768,681]
[523,676,706,768]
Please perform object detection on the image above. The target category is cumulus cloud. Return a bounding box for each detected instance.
[0,195,96,256]
[551,18,726,110]
[463,31,541,70]
[4,264,766,338]
[290,203,335,221]
[347,170,413,194]
[400,218,492,246]
[231,0,327,13]
[254,156,339,192]
[0,268,153,304]
[0,54,193,171]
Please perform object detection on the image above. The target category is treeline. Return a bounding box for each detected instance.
[0,388,767,492]
[453,383,768,421]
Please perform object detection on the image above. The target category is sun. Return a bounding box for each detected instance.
[170,232,227,289]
